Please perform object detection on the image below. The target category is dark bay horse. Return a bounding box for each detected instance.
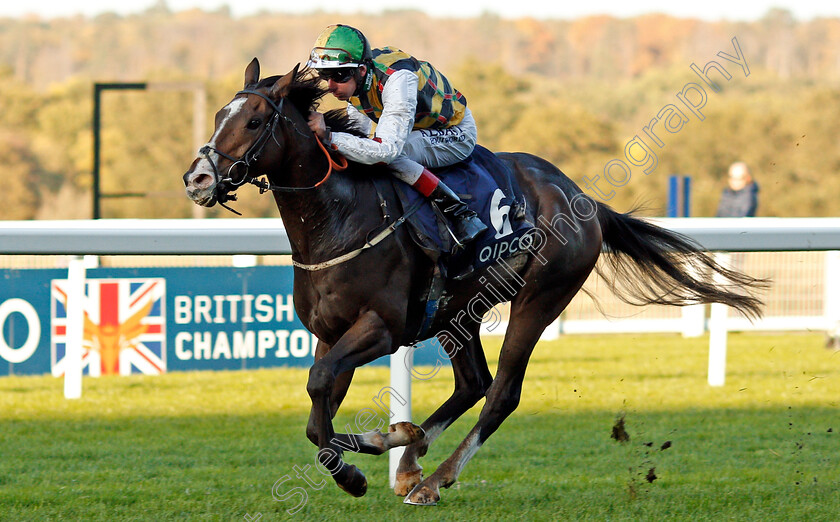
[183,59,763,505]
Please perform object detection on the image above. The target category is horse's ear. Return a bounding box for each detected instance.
[269,63,301,100]
[244,58,260,88]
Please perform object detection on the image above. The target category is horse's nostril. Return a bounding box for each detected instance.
[188,173,214,190]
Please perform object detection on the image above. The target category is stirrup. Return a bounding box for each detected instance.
[450,213,487,245]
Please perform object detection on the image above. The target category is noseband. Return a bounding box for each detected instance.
[198,88,346,214]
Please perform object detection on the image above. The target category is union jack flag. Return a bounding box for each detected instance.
[51,278,167,376]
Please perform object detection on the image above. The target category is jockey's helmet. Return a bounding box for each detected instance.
[309,24,371,70]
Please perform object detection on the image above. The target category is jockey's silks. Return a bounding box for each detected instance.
[350,47,467,131]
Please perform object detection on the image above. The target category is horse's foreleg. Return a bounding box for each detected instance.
[306,340,355,446]
[306,340,424,457]
[394,326,492,496]
[306,310,423,497]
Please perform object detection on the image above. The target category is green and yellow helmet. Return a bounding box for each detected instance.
[309,24,371,69]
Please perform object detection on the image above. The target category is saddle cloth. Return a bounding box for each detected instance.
[393,145,533,278]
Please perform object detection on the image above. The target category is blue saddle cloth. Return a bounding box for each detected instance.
[394,145,532,277]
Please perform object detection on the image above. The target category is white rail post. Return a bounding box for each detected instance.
[682,259,706,337]
[64,255,86,399]
[825,251,840,345]
[708,252,731,386]
[389,345,412,488]
[682,304,706,337]
[540,318,562,340]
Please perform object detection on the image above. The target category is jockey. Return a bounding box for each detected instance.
[307,24,487,246]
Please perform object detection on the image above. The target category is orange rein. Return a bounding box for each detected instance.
[312,134,348,188]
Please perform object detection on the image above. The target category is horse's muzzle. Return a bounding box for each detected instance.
[183,170,218,207]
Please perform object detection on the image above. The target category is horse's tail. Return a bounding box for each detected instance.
[595,203,766,319]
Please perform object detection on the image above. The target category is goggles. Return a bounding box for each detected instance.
[317,67,359,84]
[310,47,360,67]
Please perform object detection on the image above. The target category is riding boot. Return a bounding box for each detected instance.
[412,168,487,246]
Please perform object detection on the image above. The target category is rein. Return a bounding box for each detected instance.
[207,85,406,272]
[249,137,348,195]
[199,88,348,213]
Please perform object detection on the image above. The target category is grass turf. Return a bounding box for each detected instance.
[1,333,838,520]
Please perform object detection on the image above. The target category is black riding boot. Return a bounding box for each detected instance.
[429,181,488,246]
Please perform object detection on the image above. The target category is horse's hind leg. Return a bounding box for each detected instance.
[405,277,589,505]
[394,323,492,496]
[306,339,424,456]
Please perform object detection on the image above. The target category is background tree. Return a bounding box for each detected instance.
[1,8,839,219]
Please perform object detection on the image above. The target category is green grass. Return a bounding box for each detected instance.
[1,333,839,520]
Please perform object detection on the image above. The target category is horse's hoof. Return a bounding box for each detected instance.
[336,464,367,498]
[394,469,423,497]
[387,422,425,448]
[403,481,440,506]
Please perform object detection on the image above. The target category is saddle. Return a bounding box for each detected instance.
[387,146,534,339]
[392,145,533,278]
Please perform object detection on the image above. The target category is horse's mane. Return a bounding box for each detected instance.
[255,66,368,138]
[255,65,395,188]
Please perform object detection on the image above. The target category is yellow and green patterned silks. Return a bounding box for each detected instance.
[350,47,467,130]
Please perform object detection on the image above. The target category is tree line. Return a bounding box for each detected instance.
[1,7,838,219]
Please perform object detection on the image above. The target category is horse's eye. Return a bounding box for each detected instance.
[246,118,262,130]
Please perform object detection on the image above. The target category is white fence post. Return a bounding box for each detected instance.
[540,318,561,340]
[682,304,706,337]
[63,256,86,399]
[682,258,707,337]
[825,251,840,344]
[707,252,731,386]
[389,345,412,488]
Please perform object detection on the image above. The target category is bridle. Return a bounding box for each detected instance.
[198,88,346,214]
[197,84,414,273]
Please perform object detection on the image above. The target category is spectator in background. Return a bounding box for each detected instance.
[716,161,759,217]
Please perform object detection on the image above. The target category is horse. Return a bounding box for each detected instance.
[182,58,764,505]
